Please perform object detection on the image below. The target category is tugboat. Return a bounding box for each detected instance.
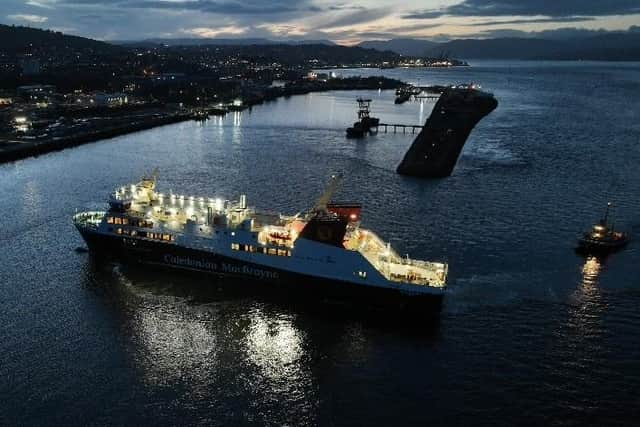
[346,98,379,138]
[577,202,629,255]
[73,173,448,314]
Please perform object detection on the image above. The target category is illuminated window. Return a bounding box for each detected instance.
[267,248,277,255]
[358,271,367,278]
[231,243,240,250]
[116,228,122,235]
[107,217,114,224]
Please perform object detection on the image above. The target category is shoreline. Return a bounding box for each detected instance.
[0,76,405,165]
[0,112,192,164]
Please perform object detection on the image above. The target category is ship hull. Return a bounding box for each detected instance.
[76,227,444,315]
[576,238,629,255]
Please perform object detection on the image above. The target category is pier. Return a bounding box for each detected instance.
[376,123,425,134]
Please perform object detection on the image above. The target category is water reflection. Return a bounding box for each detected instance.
[80,260,320,417]
[563,256,605,348]
[245,310,305,381]
[580,256,602,291]
[232,111,242,127]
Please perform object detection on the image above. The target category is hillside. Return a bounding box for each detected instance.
[117,38,336,47]
[358,38,439,56]
[0,24,121,54]
[361,33,640,61]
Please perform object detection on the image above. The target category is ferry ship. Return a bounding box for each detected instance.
[73,173,448,312]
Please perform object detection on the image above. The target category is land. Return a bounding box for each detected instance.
[357,31,640,61]
[0,75,405,163]
[0,24,433,163]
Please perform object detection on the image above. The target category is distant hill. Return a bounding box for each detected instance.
[357,38,439,56]
[0,24,121,54]
[193,43,400,65]
[117,38,336,47]
[425,37,563,59]
[361,34,640,61]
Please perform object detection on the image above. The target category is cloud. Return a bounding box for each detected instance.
[468,16,597,26]
[7,14,49,23]
[404,0,640,19]
[181,25,248,38]
[26,0,55,8]
[320,7,391,29]
[442,26,631,41]
[60,0,318,15]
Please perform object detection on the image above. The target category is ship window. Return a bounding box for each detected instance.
[277,249,287,256]
[122,218,129,225]
[131,230,137,236]
[163,234,171,241]
[107,217,114,224]
[287,250,292,257]
[358,271,367,278]
[231,243,240,250]
[114,217,122,225]
[248,245,256,252]
[267,248,277,255]
[116,228,123,235]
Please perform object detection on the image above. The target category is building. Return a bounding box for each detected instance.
[94,92,128,107]
[16,85,56,102]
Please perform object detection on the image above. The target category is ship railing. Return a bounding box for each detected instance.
[379,258,448,288]
[73,211,105,229]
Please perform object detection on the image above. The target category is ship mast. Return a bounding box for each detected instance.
[310,174,343,215]
[603,202,612,224]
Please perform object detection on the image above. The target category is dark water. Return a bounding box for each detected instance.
[1,61,640,426]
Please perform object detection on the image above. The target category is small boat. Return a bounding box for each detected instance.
[345,98,378,138]
[346,122,366,138]
[577,202,629,254]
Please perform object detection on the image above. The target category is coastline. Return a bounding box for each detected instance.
[0,76,404,165]
[0,112,192,164]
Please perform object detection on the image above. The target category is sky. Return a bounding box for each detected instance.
[2,0,640,43]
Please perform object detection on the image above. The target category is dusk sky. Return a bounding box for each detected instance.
[3,0,640,43]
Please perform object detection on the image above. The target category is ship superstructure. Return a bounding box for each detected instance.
[74,173,448,311]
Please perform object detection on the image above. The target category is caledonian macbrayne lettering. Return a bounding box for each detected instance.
[164,254,279,279]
